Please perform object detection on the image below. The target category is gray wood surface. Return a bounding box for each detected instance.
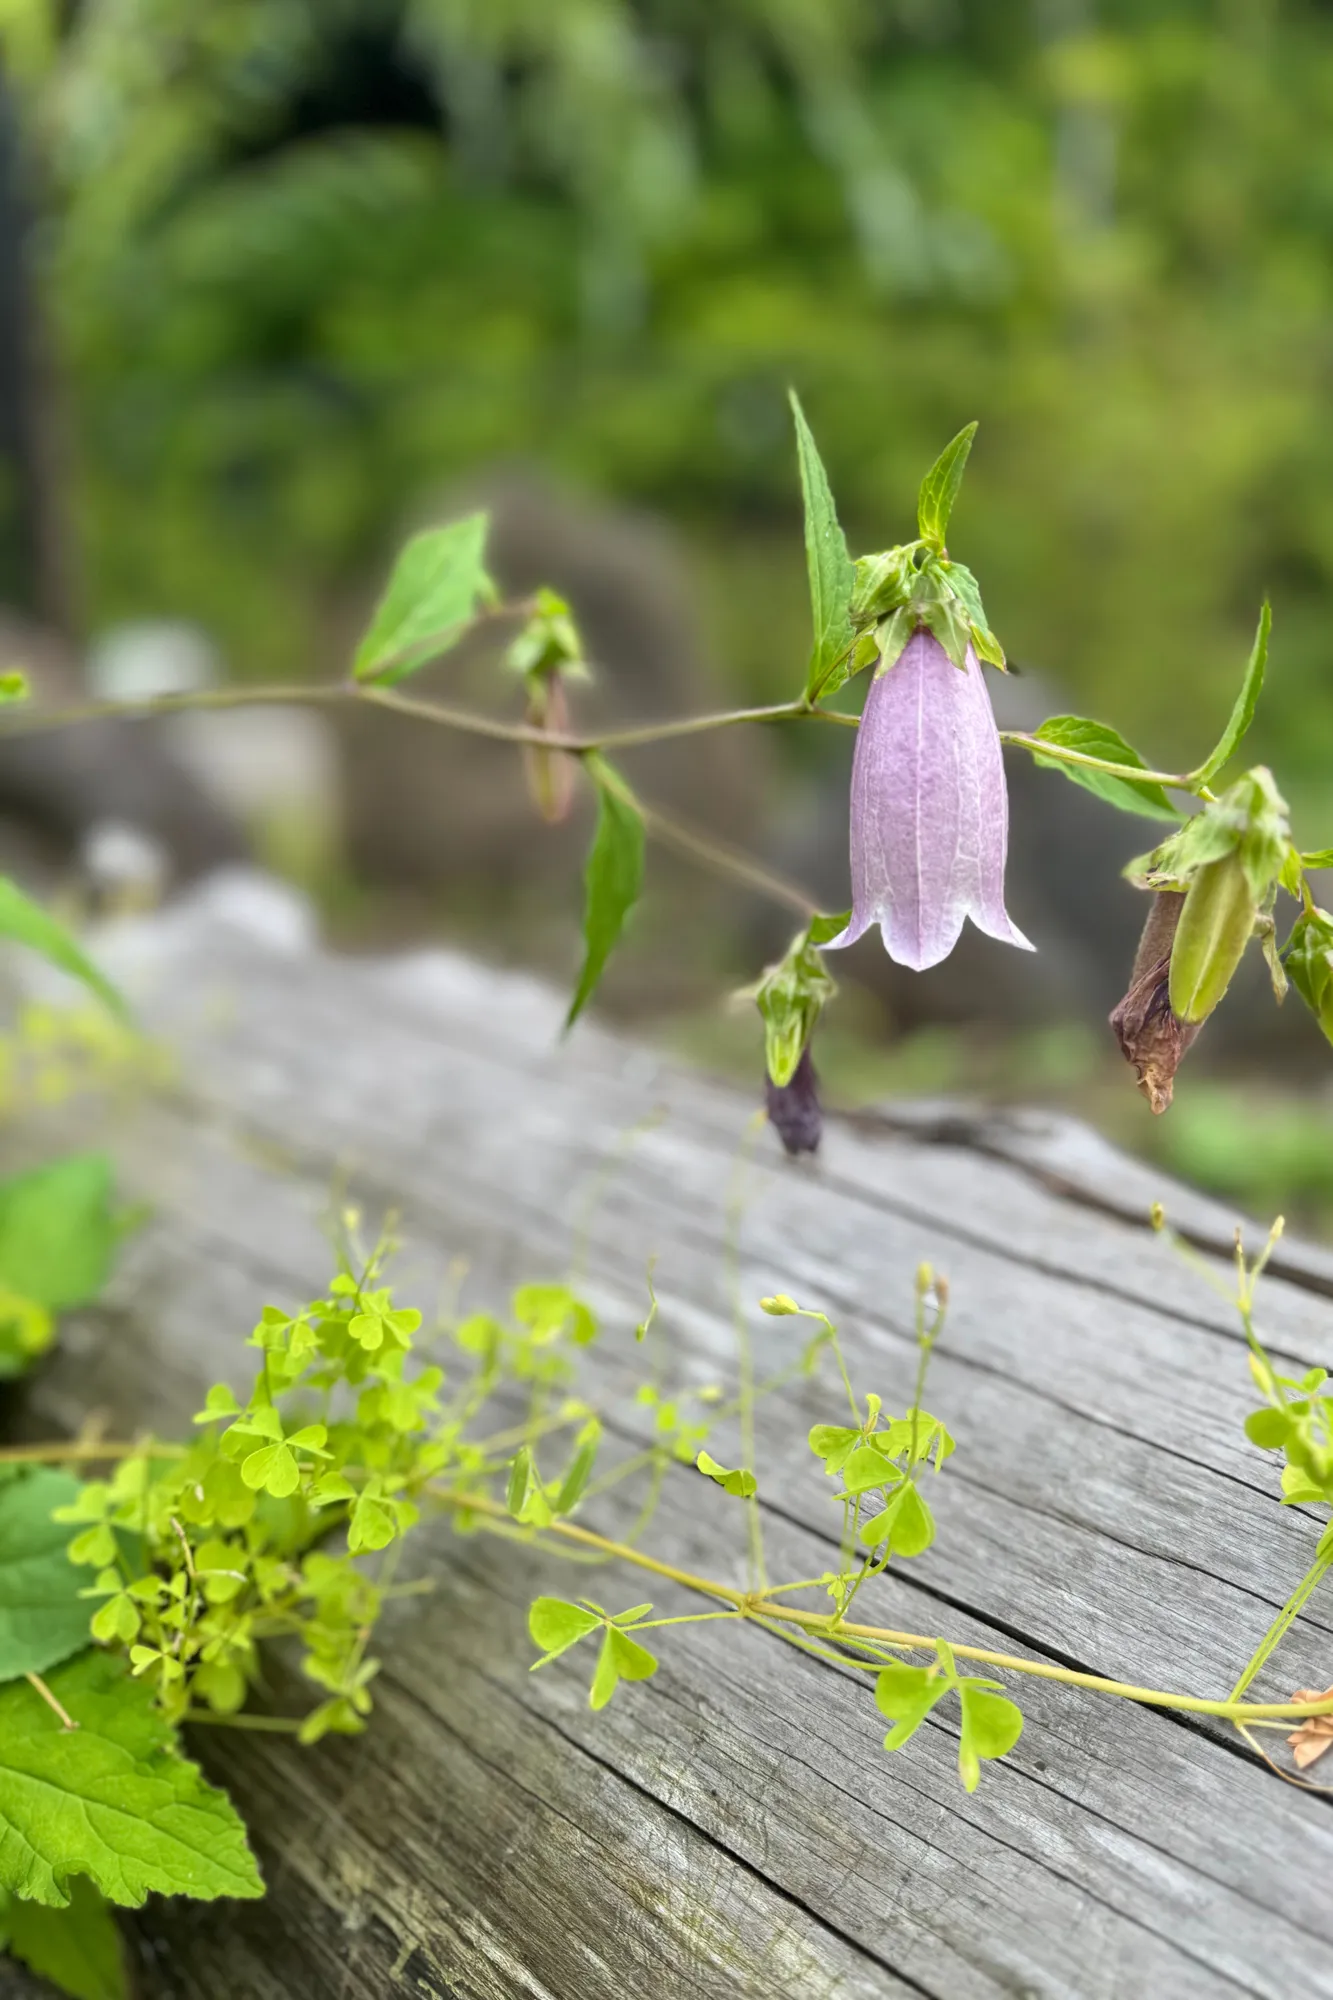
[4,871,1333,2000]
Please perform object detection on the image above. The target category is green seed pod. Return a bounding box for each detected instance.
[1168,851,1257,1025]
[1285,907,1333,1047]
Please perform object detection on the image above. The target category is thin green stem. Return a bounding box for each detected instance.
[181,1708,307,1732]
[998,730,1200,792]
[435,1489,1333,1723]
[1228,1549,1333,1704]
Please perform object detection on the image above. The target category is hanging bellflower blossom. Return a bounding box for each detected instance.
[824,629,1033,972]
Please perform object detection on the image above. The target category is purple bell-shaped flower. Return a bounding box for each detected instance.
[824,629,1033,972]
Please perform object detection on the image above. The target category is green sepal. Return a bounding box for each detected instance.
[745,919,841,1088]
[1192,602,1270,786]
[789,391,856,702]
[917,423,978,549]
[1285,905,1333,1047]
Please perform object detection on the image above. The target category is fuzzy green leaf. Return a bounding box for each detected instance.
[1031,717,1179,822]
[0,1650,262,1908]
[0,879,125,1018]
[917,423,977,549]
[0,1155,118,1315]
[957,1679,1024,1792]
[1194,602,1270,786]
[0,1874,126,2000]
[789,391,856,701]
[352,513,492,683]
[0,1470,89,1683]
[565,759,644,1030]
[588,1624,658,1710]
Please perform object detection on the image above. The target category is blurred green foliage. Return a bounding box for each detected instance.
[0,0,1328,830]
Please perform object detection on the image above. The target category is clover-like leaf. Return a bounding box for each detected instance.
[861,1481,935,1558]
[528,1596,602,1666]
[589,1624,658,1710]
[957,1678,1024,1792]
[840,1444,903,1497]
[875,1662,949,1751]
[695,1451,757,1499]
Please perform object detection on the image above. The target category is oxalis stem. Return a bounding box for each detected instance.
[436,1488,1333,1723]
[1227,1547,1333,1705]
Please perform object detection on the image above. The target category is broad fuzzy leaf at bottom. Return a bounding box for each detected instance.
[0,1649,262,1908]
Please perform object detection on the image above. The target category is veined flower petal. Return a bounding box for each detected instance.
[825,629,1032,972]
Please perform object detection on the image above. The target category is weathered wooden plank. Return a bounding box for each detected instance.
[5,882,1333,1998]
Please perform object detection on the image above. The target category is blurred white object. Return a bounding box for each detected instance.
[81,819,168,911]
[164,708,340,883]
[87,621,220,702]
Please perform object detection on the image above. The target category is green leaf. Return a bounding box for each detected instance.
[528,1597,601,1664]
[352,513,493,683]
[1300,849,1333,870]
[808,1424,861,1475]
[505,1445,552,1528]
[841,1444,901,1496]
[1244,1407,1290,1450]
[1194,602,1270,786]
[0,671,29,704]
[789,391,856,702]
[874,1663,948,1750]
[0,1874,126,2000]
[554,1426,600,1515]
[588,1624,658,1710]
[917,423,977,549]
[695,1451,757,1499]
[0,1155,118,1314]
[861,1482,935,1558]
[0,880,124,1018]
[0,1470,89,1683]
[0,1649,262,1907]
[1030,717,1180,822]
[956,1679,1024,1792]
[565,758,644,1030]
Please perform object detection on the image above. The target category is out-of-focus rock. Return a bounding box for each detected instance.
[0,612,247,891]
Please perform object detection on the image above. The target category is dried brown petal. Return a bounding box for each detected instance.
[1286,1685,1333,1770]
[1109,891,1201,1114]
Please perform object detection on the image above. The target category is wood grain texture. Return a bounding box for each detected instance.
[3,873,1333,2000]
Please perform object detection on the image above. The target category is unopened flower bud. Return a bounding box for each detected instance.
[1169,850,1257,1024]
[765,1046,822,1156]
[1285,906,1333,1047]
[523,672,575,826]
[1110,891,1201,1114]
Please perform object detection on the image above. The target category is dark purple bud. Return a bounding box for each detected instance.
[1109,891,1202,1115]
[766,1046,822,1155]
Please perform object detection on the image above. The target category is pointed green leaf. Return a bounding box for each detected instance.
[0,1469,89,1682]
[588,1624,658,1710]
[0,1874,126,2000]
[0,878,125,1018]
[874,1663,948,1751]
[1030,717,1180,821]
[861,1481,935,1558]
[352,513,493,683]
[528,1597,601,1663]
[957,1679,1024,1792]
[0,1154,118,1314]
[917,423,977,549]
[554,1425,600,1516]
[1194,602,1270,786]
[0,1650,262,1907]
[565,758,644,1030]
[789,391,856,702]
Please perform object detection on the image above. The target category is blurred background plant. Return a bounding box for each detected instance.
[0,0,1332,1222]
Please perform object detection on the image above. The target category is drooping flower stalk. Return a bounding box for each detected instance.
[825,630,1032,971]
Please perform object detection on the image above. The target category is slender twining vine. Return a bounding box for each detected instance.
[4,399,1333,1988]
